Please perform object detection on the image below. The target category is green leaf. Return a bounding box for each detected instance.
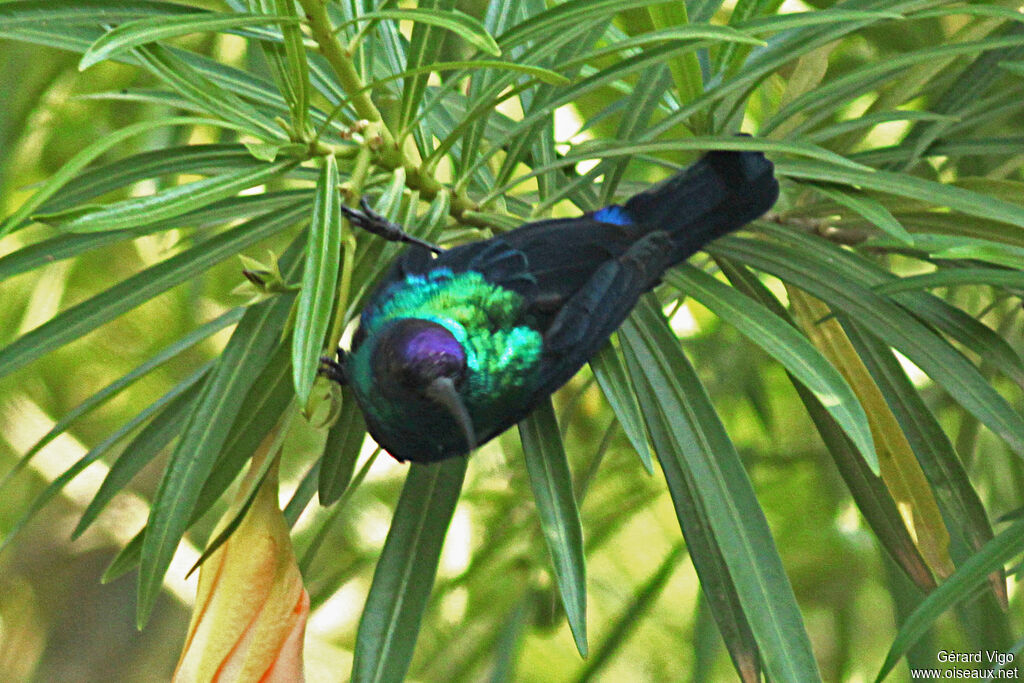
[482,137,868,203]
[40,160,297,233]
[497,0,718,49]
[872,268,1024,296]
[131,43,283,139]
[875,517,1024,682]
[0,1,203,26]
[582,23,766,64]
[763,34,1024,135]
[717,258,940,592]
[518,398,588,657]
[79,13,298,70]
[873,234,1024,271]
[283,460,320,527]
[248,0,311,138]
[0,116,230,237]
[589,342,654,473]
[801,379,939,592]
[103,530,145,584]
[787,288,955,579]
[594,65,674,206]
[34,143,265,217]
[756,224,1024,390]
[0,363,211,553]
[186,408,293,577]
[620,297,820,682]
[809,184,913,245]
[318,386,367,505]
[274,0,311,135]
[396,0,457,138]
[136,293,298,627]
[352,458,468,683]
[344,8,501,56]
[99,336,296,583]
[300,451,379,575]
[194,340,295,522]
[843,318,1004,602]
[666,265,878,474]
[738,8,905,34]
[363,59,570,88]
[72,378,203,539]
[1,308,242,490]
[717,235,1024,459]
[805,110,958,144]
[0,205,306,382]
[0,191,311,284]
[293,155,341,405]
[646,3,703,113]
[776,159,1024,229]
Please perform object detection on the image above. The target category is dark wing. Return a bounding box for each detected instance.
[454,230,673,449]
[364,214,647,333]
[498,216,644,303]
[531,230,673,399]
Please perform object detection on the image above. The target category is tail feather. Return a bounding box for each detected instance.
[622,149,779,261]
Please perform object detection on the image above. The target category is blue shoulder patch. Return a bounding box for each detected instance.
[593,204,632,226]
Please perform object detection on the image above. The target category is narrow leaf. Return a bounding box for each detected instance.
[80,13,298,70]
[73,380,203,538]
[0,116,228,237]
[137,295,296,626]
[620,297,820,682]
[574,544,686,682]
[809,184,913,244]
[318,386,367,505]
[589,342,654,473]
[717,236,1024,459]
[872,268,1024,295]
[0,205,306,382]
[519,399,588,657]
[352,458,468,683]
[345,9,501,56]
[42,160,297,233]
[293,155,341,405]
[0,364,210,553]
[776,160,1024,230]
[876,518,1024,682]
[666,265,878,474]
[843,318,1005,604]
[788,288,955,580]
[2,308,242,489]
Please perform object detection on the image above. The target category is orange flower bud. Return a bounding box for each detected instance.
[174,461,308,683]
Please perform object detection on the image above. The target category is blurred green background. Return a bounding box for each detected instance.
[2,0,1024,681]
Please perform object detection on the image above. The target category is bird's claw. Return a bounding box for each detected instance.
[318,355,347,385]
[341,198,444,255]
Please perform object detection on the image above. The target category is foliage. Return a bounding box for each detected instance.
[1,0,1023,680]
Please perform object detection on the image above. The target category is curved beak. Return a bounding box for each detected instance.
[424,377,476,453]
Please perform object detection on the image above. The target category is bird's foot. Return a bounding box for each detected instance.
[342,197,444,254]
[318,354,348,385]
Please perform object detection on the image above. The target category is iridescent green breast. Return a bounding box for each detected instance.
[359,269,543,406]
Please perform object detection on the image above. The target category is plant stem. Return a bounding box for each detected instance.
[297,0,483,221]
[328,146,372,351]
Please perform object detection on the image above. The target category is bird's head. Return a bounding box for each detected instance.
[368,318,476,454]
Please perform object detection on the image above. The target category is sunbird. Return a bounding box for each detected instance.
[320,147,779,463]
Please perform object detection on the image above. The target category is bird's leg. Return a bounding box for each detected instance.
[318,349,348,386]
[341,197,444,254]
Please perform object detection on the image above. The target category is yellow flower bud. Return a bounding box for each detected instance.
[174,461,308,683]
